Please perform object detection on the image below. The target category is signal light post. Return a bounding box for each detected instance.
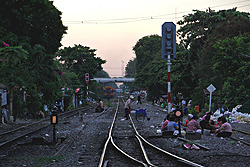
[161,22,176,113]
[85,73,89,100]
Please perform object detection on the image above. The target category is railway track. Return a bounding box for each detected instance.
[98,97,204,167]
[0,107,90,149]
[229,128,250,146]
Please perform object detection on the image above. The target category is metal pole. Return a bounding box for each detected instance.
[167,54,172,113]
[53,124,56,144]
[209,92,212,113]
[86,83,89,100]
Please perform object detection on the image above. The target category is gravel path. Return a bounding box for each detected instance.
[0,99,250,167]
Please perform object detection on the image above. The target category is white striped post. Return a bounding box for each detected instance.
[167,54,172,113]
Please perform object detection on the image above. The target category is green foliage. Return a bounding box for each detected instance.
[130,8,250,112]
[58,44,106,82]
[0,0,67,54]
[212,36,250,108]
[0,1,67,117]
[176,8,250,110]
[57,44,106,100]
[94,70,110,78]
[125,59,136,78]
[132,35,165,99]
[103,101,113,107]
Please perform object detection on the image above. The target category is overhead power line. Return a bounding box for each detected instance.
[64,0,250,24]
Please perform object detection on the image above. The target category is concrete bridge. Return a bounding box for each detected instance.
[92,78,135,83]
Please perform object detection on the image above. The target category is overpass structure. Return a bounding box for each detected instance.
[92,78,135,83]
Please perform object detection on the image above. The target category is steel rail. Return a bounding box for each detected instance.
[110,137,148,167]
[136,133,204,167]
[0,107,88,137]
[98,98,119,167]
[229,136,250,146]
[135,135,156,167]
[0,123,50,148]
[232,128,250,135]
[129,103,204,167]
[99,97,204,167]
[0,108,87,148]
[99,98,148,167]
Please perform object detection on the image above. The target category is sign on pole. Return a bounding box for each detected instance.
[207,84,216,112]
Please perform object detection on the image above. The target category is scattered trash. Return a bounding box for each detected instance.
[183,144,200,150]
[191,144,200,150]
[130,110,136,114]
[183,144,191,149]
[156,129,161,133]
[121,118,125,121]
[45,134,49,137]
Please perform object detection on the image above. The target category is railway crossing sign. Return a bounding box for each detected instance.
[207,84,216,93]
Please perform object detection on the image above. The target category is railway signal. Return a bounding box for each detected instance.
[85,73,89,83]
[161,22,176,60]
[85,73,89,99]
[161,22,176,114]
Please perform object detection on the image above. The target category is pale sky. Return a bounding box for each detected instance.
[53,0,250,77]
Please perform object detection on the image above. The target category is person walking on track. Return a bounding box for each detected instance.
[124,95,134,120]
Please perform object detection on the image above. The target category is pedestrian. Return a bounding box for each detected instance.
[161,114,171,131]
[36,109,45,119]
[195,105,200,112]
[187,100,192,110]
[137,94,142,104]
[95,98,104,112]
[171,104,176,113]
[167,116,179,131]
[124,95,134,120]
[200,115,218,133]
[182,104,189,116]
[182,114,193,128]
[152,96,155,105]
[181,99,186,107]
[201,111,212,121]
[1,105,8,124]
[186,115,202,132]
[215,117,232,137]
[216,116,223,127]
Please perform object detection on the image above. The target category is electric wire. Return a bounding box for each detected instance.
[63,0,250,24]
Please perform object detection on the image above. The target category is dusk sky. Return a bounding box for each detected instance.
[53,0,250,77]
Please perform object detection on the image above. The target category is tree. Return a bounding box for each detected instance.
[24,44,62,110]
[95,70,110,78]
[133,35,161,87]
[125,59,136,78]
[212,36,250,108]
[58,44,106,98]
[0,0,67,54]
[132,35,167,99]
[58,44,106,81]
[0,46,28,116]
[176,8,250,108]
